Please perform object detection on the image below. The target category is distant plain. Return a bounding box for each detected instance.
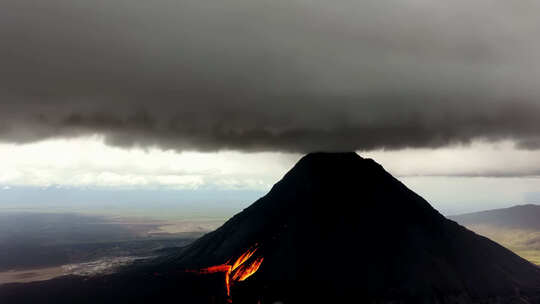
[0,211,224,284]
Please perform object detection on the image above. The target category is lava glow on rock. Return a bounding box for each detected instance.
[188,245,264,301]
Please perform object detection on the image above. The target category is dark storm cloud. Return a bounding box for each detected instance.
[1,0,540,152]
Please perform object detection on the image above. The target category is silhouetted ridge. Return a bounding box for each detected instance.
[3,153,540,304]
[451,204,540,230]
[273,152,438,216]
[174,152,540,303]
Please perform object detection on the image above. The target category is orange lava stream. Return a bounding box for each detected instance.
[189,246,264,300]
[231,256,264,282]
[194,265,232,274]
[231,248,257,271]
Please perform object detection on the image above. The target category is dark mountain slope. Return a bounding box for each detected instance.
[450,204,540,230]
[2,153,540,304]
[174,152,540,303]
[451,204,540,266]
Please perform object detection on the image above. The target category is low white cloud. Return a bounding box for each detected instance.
[0,135,298,189]
[1,136,540,213]
[364,141,540,177]
[1,136,540,214]
[400,176,540,215]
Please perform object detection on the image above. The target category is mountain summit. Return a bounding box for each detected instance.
[176,152,540,303]
[3,153,540,304]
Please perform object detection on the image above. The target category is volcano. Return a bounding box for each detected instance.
[3,152,540,304]
[174,152,540,303]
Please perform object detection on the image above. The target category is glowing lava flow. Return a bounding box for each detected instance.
[230,256,264,282]
[188,246,264,300]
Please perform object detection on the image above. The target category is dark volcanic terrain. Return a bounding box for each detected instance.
[2,153,540,304]
[174,152,540,303]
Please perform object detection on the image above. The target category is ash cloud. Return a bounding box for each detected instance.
[2,0,540,152]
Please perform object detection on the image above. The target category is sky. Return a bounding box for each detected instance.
[1,0,540,216]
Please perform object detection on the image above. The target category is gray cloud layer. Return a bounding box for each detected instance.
[2,0,540,152]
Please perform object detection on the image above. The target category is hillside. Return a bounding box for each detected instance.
[2,153,540,304]
[450,205,540,265]
[174,153,540,303]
